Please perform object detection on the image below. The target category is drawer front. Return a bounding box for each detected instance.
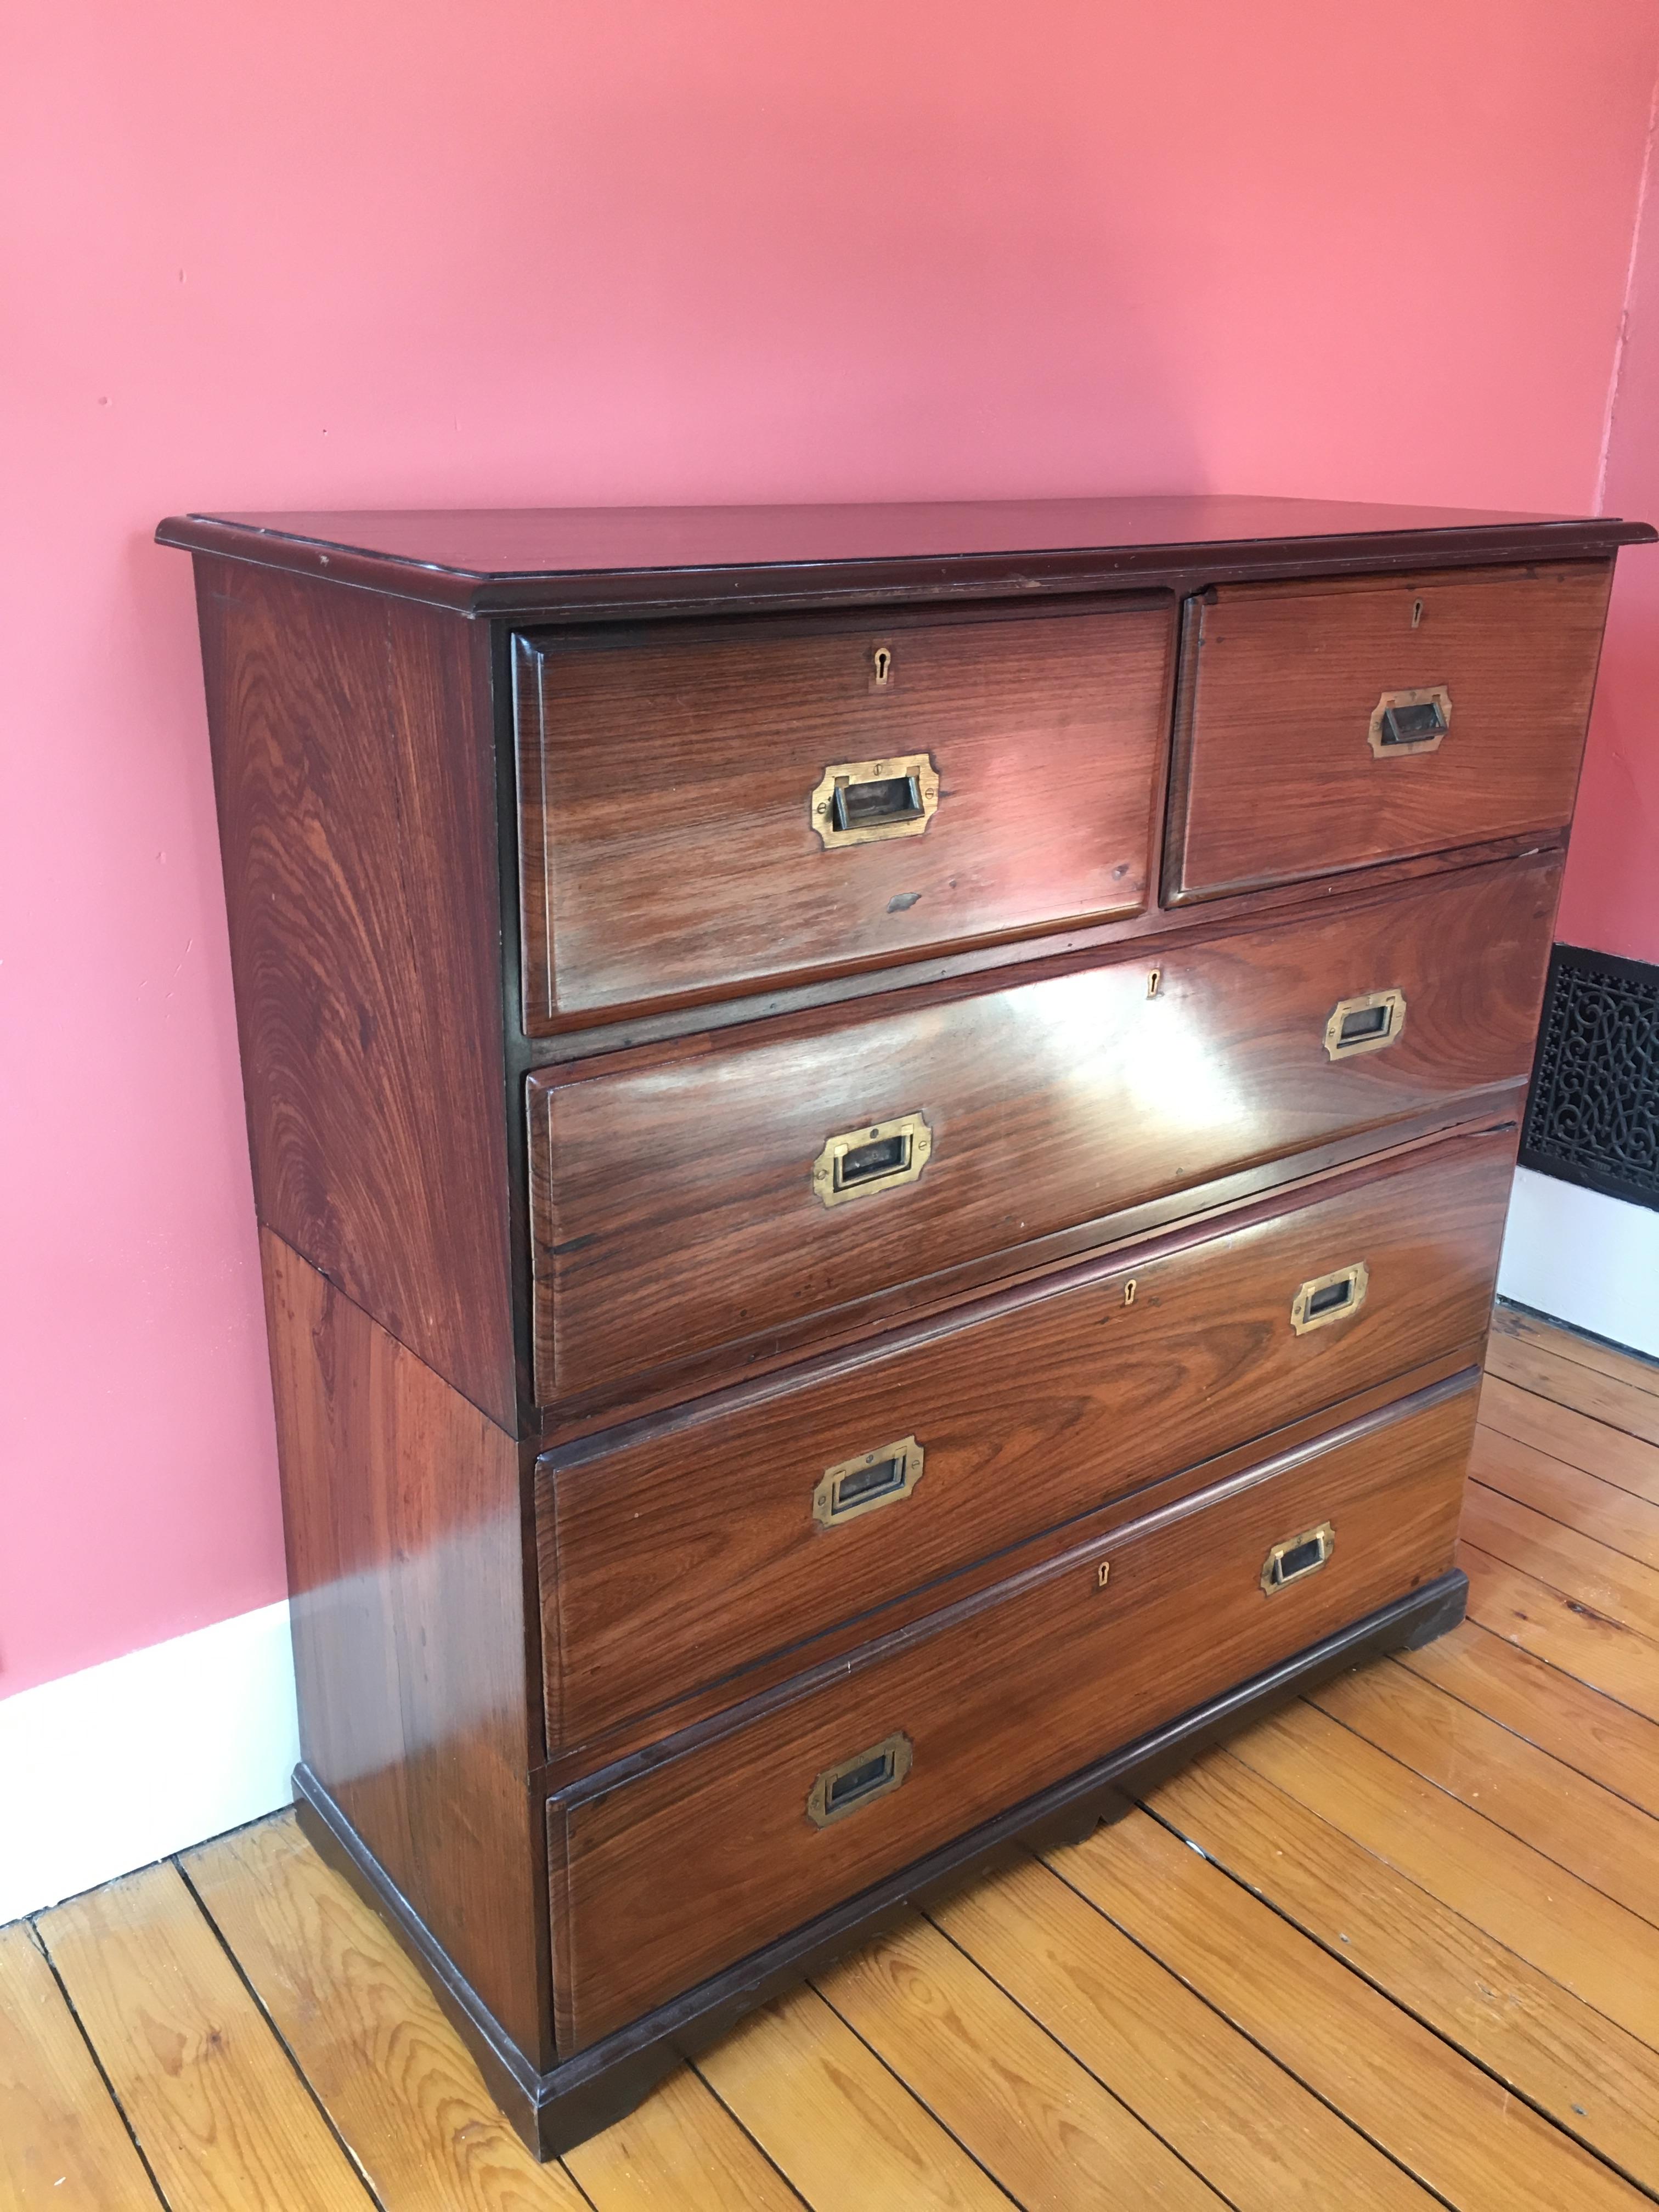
[515,599,1172,1028]
[529,857,1556,1402]
[551,1373,1475,2048]
[539,1124,1513,1744]
[1166,562,1611,902]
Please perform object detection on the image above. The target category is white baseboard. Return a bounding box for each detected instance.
[1,1600,298,1925]
[1498,1166,1659,1362]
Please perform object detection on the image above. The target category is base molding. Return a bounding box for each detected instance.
[1498,1166,1659,1360]
[296,1567,1466,2159]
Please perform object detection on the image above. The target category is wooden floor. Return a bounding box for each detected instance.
[9,1308,1659,2210]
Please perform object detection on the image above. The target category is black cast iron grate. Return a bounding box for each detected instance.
[1521,944,1659,1211]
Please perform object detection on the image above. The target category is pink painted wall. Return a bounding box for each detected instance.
[4,1,1658,1699]
[1559,115,1659,967]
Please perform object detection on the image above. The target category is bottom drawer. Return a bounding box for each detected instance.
[550,1369,1475,2049]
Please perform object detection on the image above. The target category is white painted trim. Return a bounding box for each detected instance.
[1498,1166,1659,1362]
[0,1600,297,1925]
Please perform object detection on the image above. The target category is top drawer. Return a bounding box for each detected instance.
[514,599,1172,1029]
[1165,563,1612,902]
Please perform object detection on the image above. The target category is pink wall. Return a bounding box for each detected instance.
[1559,118,1659,967]
[5,0,1658,1699]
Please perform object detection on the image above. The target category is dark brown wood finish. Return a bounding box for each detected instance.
[1167,562,1615,902]
[296,1565,1469,2157]
[162,494,1646,2160]
[158,496,1654,618]
[529,857,1559,1403]
[537,1124,1515,1745]
[197,556,516,1426]
[550,1373,1476,2049]
[262,1229,549,2067]
[515,596,1173,1029]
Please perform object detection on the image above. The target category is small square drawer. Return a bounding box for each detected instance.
[1165,562,1612,902]
[514,596,1172,1029]
[537,1122,1513,1747]
[546,1370,1475,2050]
[527,856,1556,1406]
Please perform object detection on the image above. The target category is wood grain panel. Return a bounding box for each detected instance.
[1060,1804,1648,2212]
[816,1911,1228,2209]
[1312,1658,1659,1925]
[531,857,1558,1402]
[1167,562,1612,901]
[261,1231,546,2066]
[36,1863,370,2212]
[517,597,1171,1027]
[194,555,515,1426]
[932,1848,1431,2210]
[539,1127,1513,1743]
[551,1378,1474,2048]
[0,1922,160,2211]
[1151,1749,1659,2192]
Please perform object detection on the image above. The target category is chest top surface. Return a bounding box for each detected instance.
[156,494,1655,617]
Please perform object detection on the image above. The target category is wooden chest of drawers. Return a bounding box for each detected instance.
[160,493,1652,2155]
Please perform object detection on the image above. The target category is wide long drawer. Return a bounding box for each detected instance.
[515,596,1172,1029]
[548,1370,1475,2050]
[528,856,1556,1402]
[537,1124,1513,1746]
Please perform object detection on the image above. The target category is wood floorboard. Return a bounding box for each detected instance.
[1314,1654,1659,1923]
[1479,1376,1659,1502]
[33,1861,373,2212]
[815,1905,1228,2209]
[1472,1425,1659,1568]
[1493,1307,1659,1402]
[1053,1803,1646,2212]
[1460,1541,1659,1725]
[0,1920,162,2211]
[1148,1750,1659,2195]
[9,1304,1659,2212]
[1485,1332,1659,1449]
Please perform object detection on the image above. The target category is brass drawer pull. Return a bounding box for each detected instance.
[807,1733,913,1827]
[1290,1261,1369,1335]
[1368,686,1451,757]
[1261,1522,1335,1594]
[1324,988,1407,1060]
[809,754,940,849]
[814,1437,924,1527]
[811,1111,933,1207]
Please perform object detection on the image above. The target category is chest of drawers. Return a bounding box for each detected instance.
[160,493,1651,2154]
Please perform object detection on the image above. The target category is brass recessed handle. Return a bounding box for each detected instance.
[811,1111,933,1207]
[1261,1522,1335,1595]
[1290,1261,1369,1335]
[807,1733,913,1827]
[1324,988,1407,1061]
[809,754,939,850]
[814,1437,924,1527]
[1368,686,1451,757]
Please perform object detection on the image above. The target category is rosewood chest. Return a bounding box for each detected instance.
[160,494,1652,2154]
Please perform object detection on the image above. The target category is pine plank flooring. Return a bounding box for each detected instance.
[7,1302,1659,2211]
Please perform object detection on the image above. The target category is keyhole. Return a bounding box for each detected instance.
[873,646,893,686]
[1411,599,1424,629]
